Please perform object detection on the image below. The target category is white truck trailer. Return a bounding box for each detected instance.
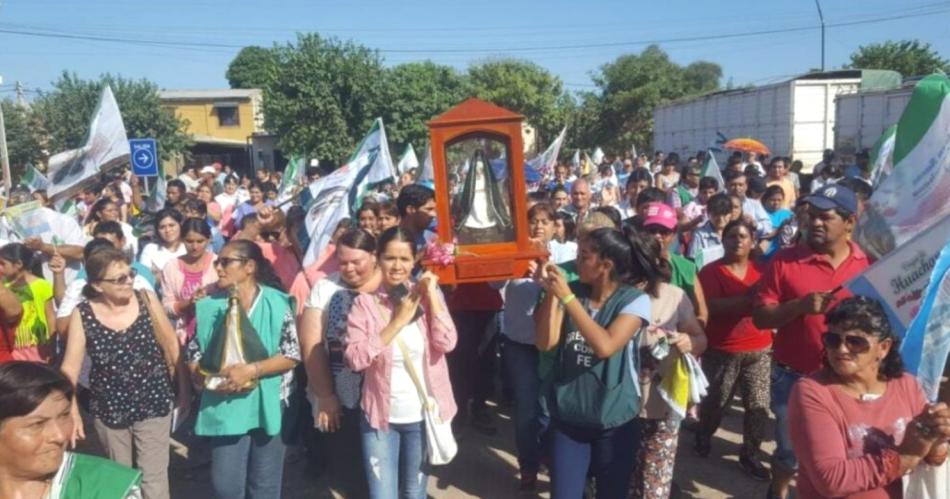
[653,70,864,173]
[834,82,914,156]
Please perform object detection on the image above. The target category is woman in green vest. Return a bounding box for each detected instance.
[535,227,657,499]
[186,239,300,499]
[0,361,142,499]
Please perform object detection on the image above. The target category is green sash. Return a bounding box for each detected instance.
[544,283,642,429]
[53,452,142,499]
[193,286,290,437]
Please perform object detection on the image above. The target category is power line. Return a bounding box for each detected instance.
[0,6,947,56]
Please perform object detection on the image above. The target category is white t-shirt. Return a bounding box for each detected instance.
[139,242,186,275]
[389,322,426,424]
[215,192,240,213]
[305,274,343,310]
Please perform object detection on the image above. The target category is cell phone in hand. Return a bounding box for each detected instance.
[389,282,411,306]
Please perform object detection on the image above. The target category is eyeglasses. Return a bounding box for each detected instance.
[215,256,248,267]
[821,332,872,354]
[99,268,137,285]
[645,226,674,236]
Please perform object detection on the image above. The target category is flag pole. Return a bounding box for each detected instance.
[0,102,11,194]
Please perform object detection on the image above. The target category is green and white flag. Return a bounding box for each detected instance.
[397,144,420,175]
[299,118,396,266]
[868,124,897,189]
[21,165,50,192]
[146,171,167,213]
[277,155,304,204]
[856,74,950,259]
[701,150,725,191]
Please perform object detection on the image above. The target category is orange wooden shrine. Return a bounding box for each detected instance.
[423,97,547,284]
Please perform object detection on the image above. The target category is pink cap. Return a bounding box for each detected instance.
[643,202,677,230]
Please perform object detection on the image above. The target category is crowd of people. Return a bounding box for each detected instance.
[0,146,948,499]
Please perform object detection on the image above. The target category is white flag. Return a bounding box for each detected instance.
[300,118,396,266]
[702,150,725,192]
[526,127,567,191]
[591,146,604,166]
[277,156,304,204]
[21,165,50,193]
[631,143,638,159]
[397,144,420,175]
[47,86,130,200]
[418,144,434,182]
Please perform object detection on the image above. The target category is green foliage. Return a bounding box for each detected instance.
[375,62,471,151]
[263,34,386,162]
[1,100,43,179]
[226,46,280,89]
[576,45,722,151]
[468,58,573,145]
[32,72,191,162]
[848,40,950,77]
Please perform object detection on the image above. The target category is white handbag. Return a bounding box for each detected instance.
[395,338,458,466]
[904,460,950,499]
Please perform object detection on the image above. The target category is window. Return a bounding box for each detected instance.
[217,106,240,127]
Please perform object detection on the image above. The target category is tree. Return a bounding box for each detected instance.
[468,58,573,145]
[1,100,43,179]
[848,40,950,77]
[226,46,280,89]
[376,62,471,151]
[578,45,721,151]
[32,72,192,163]
[263,34,386,161]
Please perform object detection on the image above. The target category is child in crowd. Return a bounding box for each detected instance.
[687,193,734,268]
[0,243,55,362]
[593,163,621,207]
[680,176,720,231]
[760,185,794,259]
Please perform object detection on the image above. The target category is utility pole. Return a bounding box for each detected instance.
[814,0,826,72]
[0,75,11,194]
[14,81,24,107]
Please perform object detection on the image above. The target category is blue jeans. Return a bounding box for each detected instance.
[209,429,286,499]
[360,417,427,499]
[770,364,802,474]
[501,338,549,474]
[551,418,640,499]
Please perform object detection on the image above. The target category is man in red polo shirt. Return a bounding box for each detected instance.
[753,184,869,499]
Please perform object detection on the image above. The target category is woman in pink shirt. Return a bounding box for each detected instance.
[345,227,457,499]
[161,218,219,345]
[789,297,950,499]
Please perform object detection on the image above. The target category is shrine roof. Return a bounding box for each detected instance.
[428,98,524,127]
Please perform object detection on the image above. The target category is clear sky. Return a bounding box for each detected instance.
[2,0,949,98]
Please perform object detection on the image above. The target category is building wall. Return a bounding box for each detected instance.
[162,100,258,142]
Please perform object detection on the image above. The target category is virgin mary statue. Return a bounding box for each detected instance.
[455,149,514,244]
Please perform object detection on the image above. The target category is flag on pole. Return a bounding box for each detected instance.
[591,147,604,166]
[525,127,567,191]
[47,86,130,200]
[855,74,950,259]
[631,143,638,160]
[21,165,50,193]
[418,144,434,183]
[300,118,396,266]
[277,156,304,204]
[868,124,897,189]
[900,235,950,400]
[397,144,420,175]
[582,152,596,176]
[701,150,725,191]
[571,150,580,174]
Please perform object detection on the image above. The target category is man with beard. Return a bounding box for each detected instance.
[752,184,870,499]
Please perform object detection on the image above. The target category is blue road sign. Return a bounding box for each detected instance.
[129,138,159,176]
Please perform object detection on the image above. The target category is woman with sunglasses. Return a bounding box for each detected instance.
[789,297,950,498]
[60,247,185,499]
[160,218,219,346]
[694,219,773,480]
[139,209,186,278]
[187,239,300,499]
[345,227,457,499]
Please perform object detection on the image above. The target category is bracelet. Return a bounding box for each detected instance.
[252,363,262,380]
[560,294,576,306]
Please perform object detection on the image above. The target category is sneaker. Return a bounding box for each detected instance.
[694,434,711,457]
[519,472,537,492]
[738,455,771,481]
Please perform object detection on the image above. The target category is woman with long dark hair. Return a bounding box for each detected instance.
[83,197,138,258]
[160,218,219,345]
[139,209,186,277]
[345,227,457,499]
[535,227,652,498]
[187,239,300,499]
[790,297,950,498]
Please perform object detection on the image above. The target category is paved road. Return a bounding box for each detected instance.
[151,400,778,498]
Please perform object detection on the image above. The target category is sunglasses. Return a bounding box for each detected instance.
[645,226,674,236]
[821,332,872,354]
[99,268,138,285]
[215,256,248,267]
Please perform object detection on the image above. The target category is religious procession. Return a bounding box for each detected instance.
[3,2,950,499]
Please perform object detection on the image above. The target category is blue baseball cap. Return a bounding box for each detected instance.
[805,184,858,215]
